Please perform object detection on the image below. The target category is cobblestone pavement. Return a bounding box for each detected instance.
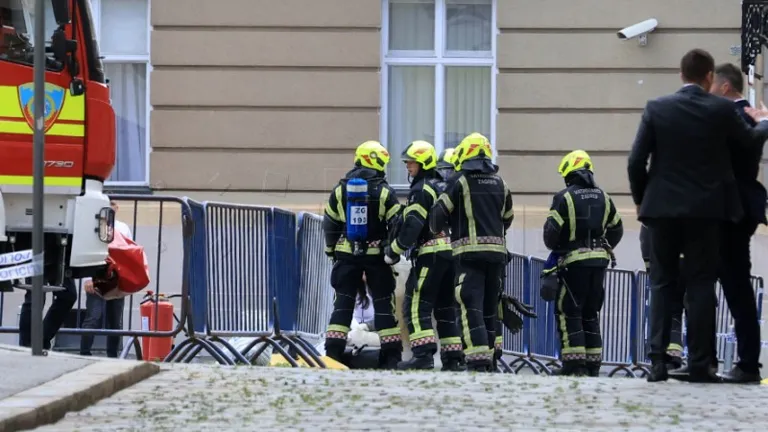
[35,363,768,431]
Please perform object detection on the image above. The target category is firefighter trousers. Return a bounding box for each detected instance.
[556,265,606,366]
[325,260,402,360]
[403,254,462,359]
[454,260,504,363]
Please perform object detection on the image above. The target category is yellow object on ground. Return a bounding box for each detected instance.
[269,353,349,370]
[761,377,768,385]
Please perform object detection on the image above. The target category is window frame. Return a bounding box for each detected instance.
[91,0,152,187]
[380,0,498,187]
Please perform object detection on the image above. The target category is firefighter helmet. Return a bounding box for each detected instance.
[437,148,456,169]
[454,133,492,170]
[558,150,593,178]
[354,140,390,172]
[401,140,438,171]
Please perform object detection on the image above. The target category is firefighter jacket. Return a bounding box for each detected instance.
[323,166,402,260]
[429,159,514,263]
[543,171,623,267]
[390,170,451,259]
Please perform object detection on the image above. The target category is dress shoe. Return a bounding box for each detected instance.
[647,362,668,382]
[669,365,722,383]
[719,366,762,384]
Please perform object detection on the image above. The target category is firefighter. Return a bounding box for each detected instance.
[384,140,465,372]
[640,225,685,370]
[322,140,404,369]
[542,150,623,377]
[429,132,515,372]
[436,148,456,182]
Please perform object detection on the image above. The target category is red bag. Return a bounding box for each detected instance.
[94,229,150,300]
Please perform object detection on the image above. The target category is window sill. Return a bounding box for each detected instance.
[104,184,153,196]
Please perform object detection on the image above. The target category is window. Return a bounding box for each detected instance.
[382,0,496,186]
[91,0,150,185]
[1,0,59,70]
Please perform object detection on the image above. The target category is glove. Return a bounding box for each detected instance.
[383,246,400,265]
[540,271,559,302]
[498,293,537,335]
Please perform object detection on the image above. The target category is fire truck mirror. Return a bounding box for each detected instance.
[51,0,71,26]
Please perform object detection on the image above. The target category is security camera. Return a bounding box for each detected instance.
[617,18,658,46]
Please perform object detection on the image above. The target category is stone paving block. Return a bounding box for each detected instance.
[32,363,768,431]
[0,360,160,431]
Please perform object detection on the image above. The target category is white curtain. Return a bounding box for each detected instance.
[105,63,146,182]
[389,0,435,51]
[446,0,492,52]
[387,66,435,185]
[445,66,491,148]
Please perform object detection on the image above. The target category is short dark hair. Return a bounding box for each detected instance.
[680,49,715,83]
[714,63,745,93]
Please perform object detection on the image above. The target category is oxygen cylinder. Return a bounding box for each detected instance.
[346,178,369,257]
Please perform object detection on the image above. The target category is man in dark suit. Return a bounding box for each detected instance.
[709,63,766,384]
[628,49,768,383]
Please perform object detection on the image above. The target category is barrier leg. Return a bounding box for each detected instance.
[210,336,252,365]
[164,337,195,363]
[607,365,638,378]
[506,354,542,374]
[497,357,515,373]
[178,343,204,364]
[290,336,327,368]
[119,336,142,361]
[273,334,319,368]
[195,338,234,365]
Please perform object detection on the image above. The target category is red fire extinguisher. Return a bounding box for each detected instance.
[139,291,175,361]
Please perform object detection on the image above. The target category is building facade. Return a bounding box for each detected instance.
[113,0,755,208]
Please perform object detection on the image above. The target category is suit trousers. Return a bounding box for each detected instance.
[719,218,762,373]
[647,218,720,373]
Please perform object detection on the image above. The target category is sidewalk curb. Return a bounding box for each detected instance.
[0,360,160,431]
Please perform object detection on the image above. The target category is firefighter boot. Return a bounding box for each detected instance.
[491,348,503,373]
[379,348,402,370]
[552,361,587,377]
[466,359,493,373]
[585,362,601,377]
[397,350,435,370]
[440,352,467,372]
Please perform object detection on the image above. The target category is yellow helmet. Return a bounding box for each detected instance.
[558,150,593,178]
[354,140,390,172]
[454,133,492,170]
[437,148,456,169]
[401,140,438,171]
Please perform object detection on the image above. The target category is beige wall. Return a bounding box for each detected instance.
[496,0,742,198]
[150,0,754,209]
[149,0,381,193]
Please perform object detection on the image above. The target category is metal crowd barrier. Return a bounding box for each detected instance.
[600,269,638,377]
[502,253,539,373]
[0,195,193,361]
[293,212,335,366]
[166,201,324,367]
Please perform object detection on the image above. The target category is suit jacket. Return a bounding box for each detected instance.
[732,99,768,225]
[627,85,768,222]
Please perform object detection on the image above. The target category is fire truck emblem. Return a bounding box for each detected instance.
[17,82,66,133]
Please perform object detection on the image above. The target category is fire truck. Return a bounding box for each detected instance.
[0,0,115,292]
